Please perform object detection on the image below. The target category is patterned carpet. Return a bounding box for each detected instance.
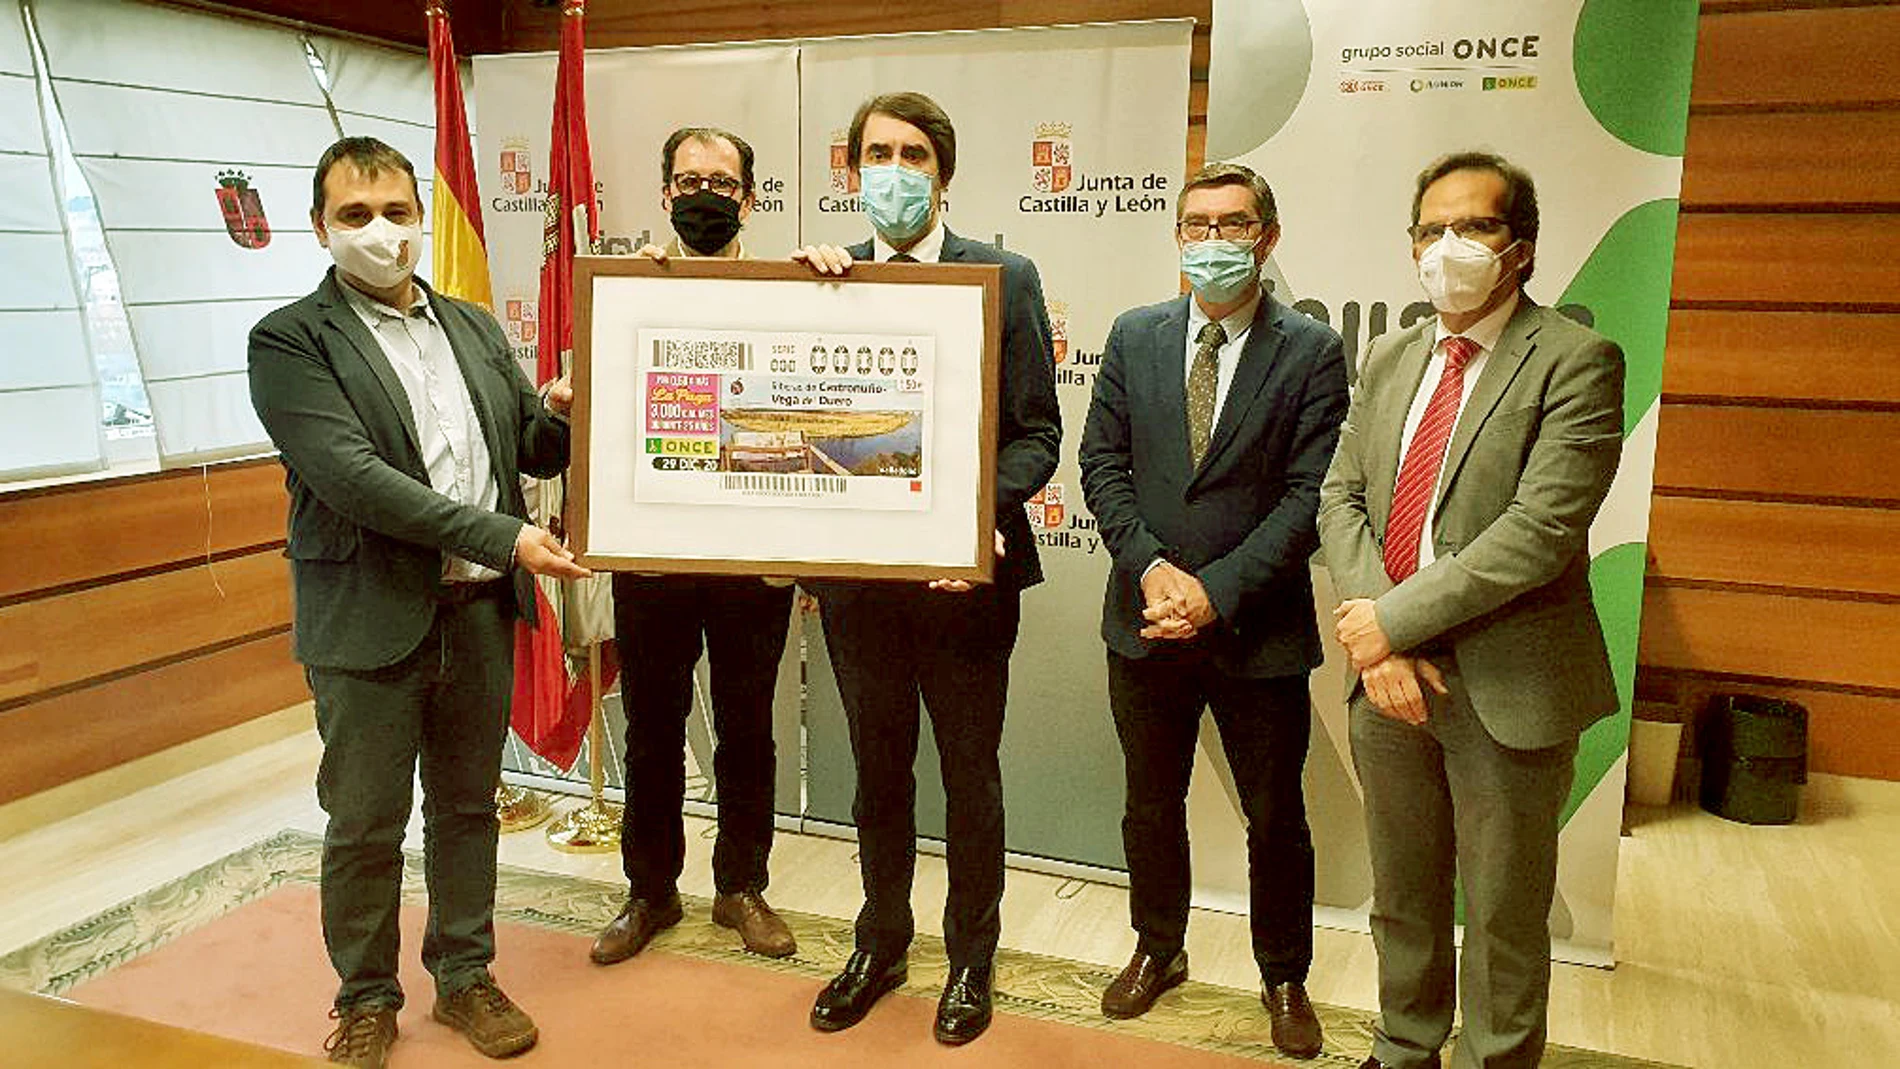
[0,830,1679,1068]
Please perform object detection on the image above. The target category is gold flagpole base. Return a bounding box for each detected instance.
[546,797,623,853]
[496,782,555,833]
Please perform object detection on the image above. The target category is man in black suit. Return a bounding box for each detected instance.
[1078,163,1348,1060]
[248,137,588,1069]
[795,91,1062,1046]
[590,126,799,967]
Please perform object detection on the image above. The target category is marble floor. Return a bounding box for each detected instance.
[1,704,1896,1067]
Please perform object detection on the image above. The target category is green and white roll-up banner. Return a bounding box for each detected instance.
[795,21,1194,869]
[1205,0,1699,959]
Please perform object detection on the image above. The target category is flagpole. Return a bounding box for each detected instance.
[547,642,622,852]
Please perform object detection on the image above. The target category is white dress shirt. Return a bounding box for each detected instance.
[1393,291,1520,570]
[341,282,502,582]
[872,218,946,264]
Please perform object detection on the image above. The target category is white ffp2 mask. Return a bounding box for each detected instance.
[1416,230,1519,314]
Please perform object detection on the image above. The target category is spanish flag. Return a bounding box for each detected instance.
[427,2,492,308]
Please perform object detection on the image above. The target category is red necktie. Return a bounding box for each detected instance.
[1383,336,1477,583]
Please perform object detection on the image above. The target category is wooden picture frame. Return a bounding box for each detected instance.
[568,255,1001,582]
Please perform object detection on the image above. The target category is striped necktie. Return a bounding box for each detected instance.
[1383,335,1478,583]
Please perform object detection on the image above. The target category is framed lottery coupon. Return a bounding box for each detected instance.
[569,256,1001,581]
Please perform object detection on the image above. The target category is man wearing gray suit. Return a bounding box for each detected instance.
[249,137,589,1069]
[1079,162,1347,1060]
[1317,152,1624,1069]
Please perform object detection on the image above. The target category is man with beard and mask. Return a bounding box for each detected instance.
[248,136,588,1068]
[1318,151,1624,1069]
[794,91,1061,1046]
[589,126,801,968]
[1077,162,1347,1061]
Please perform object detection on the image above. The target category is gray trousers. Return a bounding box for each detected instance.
[307,592,514,1010]
[1350,663,1576,1069]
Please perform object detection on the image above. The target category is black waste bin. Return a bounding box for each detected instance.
[1698,694,1807,825]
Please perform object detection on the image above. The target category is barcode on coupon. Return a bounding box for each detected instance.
[721,473,847,496]
[653,338,754,370]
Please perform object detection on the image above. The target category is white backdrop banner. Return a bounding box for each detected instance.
[795,21,1194,868]
[473,41,804,802]
[472,43,800,373]
[1207,0,1700,957]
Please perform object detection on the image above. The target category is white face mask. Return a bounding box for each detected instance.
[324,215,421,290]
[1416,230,1520,314]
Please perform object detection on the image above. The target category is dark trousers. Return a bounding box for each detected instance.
[1107,648,1315,985]
[818,582,1020,969]
[1350,661,1576,1069]
[306,591,513,1011]
[612,573,794,900]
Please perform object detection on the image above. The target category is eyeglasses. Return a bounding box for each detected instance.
[1408,216,1509,244]
[671,172,743,198]
[1177,215,1262,242]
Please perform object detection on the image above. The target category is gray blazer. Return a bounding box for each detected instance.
[1317,299,1624,749]
[248,270,570,671]
[1079,292,1349,678]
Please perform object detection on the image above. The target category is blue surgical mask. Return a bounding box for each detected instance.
[1180,239,1260,304]
[860,164,935,243]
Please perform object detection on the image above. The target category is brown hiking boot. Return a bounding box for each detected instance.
[323,1004,397,1068]
[712,890,797,958]
[432,978,538,1058]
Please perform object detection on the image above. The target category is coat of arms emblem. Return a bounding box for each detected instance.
[215,169,270,249]
[504,298,538,346]
[1031,122,1072,193]
[1027,483,1065,530]
[500,138,534,195]
[829,130,860,195]
[1047,299,1069,364]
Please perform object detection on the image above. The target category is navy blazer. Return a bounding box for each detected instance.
[843,228,1062,591]
[1079,292,1348,677]
[248,270,570,670]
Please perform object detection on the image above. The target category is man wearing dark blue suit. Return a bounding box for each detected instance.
[795,91,1061,1047]
[1079,163,1348,1060]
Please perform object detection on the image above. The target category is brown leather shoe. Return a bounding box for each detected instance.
[323,1004,396,1068]
[432,978,538,1058]
[1101,949,1188,1019]
[712,890,797,958]
[590,893,684,965]
[1262,980,1323,1058]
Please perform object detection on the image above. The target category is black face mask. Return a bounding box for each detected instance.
[670,189,744,255]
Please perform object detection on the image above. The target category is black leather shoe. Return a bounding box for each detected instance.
[810,950,907,1033]
[933,964,993,1045]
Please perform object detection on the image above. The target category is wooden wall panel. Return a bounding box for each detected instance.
[0,633,307,807]
[1639,586,1900,690]
[1647,498,1900,596]
[0,460,286,603]
[1690,5,1900,109]
[1652,406,1900,501]
[1661,310,1900,404]
[1652,675,1900,784]
[0,551,290,706]
[1671,213,1900,307]
[1680,111,1900,209]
